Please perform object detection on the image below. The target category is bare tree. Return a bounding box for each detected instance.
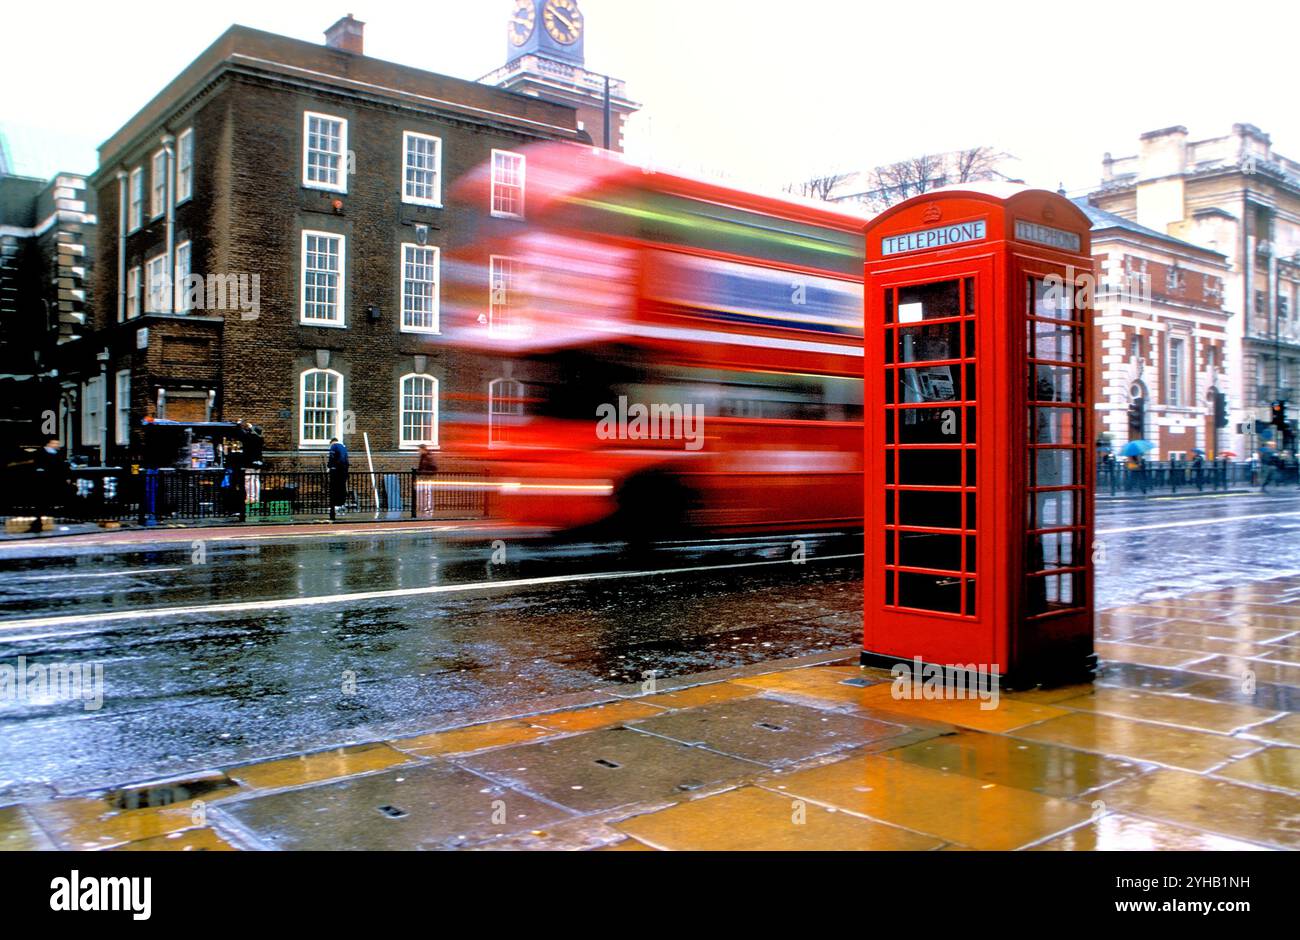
[859,147,1010,212]
[954,146,1002,184]
[784,172,851,202]
[865,152,946,212]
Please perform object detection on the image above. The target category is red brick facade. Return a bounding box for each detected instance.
[63,23,585,470]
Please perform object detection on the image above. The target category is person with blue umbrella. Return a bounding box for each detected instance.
[1121,440,1154,492]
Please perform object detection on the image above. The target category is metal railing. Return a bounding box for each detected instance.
[2,468,487,527]
[1095,458,1292,496]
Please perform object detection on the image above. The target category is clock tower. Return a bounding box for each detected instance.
[507,0,585,67]
[483,0,640,152]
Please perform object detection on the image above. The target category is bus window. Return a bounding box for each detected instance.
[550,186,864,276]
[635,367,862,423]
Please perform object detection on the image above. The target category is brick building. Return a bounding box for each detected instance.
[0,165,95,455]
[1074,198,1232,459]
[61,16,589,469]
[1092,124,1300,456]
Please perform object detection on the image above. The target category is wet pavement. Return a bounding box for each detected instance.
[0,492,1298,849]
[3,569,1297,851]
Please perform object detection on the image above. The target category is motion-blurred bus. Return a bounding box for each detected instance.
[442,143,865,540]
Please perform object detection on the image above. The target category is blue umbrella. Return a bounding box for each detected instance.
[1121,440,1154,457]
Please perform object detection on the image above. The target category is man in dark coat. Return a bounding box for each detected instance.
[327,437,349,520]
[31,439,69,533]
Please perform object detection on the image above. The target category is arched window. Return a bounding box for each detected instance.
[301,369,342,446]
[488,377,525,446]
[400,374,439,447]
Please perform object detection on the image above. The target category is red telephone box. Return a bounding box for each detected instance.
[862,185,1096,685]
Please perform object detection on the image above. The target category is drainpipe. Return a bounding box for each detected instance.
[115,170,127,322]
[161,133,176,312]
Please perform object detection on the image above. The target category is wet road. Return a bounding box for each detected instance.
[1093,491,1300,607]
[1,491,1298,797]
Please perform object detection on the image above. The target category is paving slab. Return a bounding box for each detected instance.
[530,699,666,732]
[1012,711,1260,773]
[1239,712,1300,746]
[1028,814,1272,851]
[221,761,571,850]
[763,754,1094,851]
[459,727,757,814]
[614,785,942,851]
[390,719,559,757]
[626,696,906,766]
[26,797,204,851]
[633,680,761,710]
[1187,656,1300,687]
[227,742,413,790]
[0,805,56,851]
[829,682,1069,733]
[1053,687,1284,735]
[883,730,1143,799]
[110,828,236,851]
[1098,769,1300,850]
[1212,747,1300,793]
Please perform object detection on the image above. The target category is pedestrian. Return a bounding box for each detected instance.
[1260,446,1280,494]
[1124,453,1140,492]
[327,436,349,520]
[415,445,439,517]
[31,438,69,533]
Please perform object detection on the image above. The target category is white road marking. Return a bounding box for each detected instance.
[0,552,865,639]
[3,567,184,583]
[1098,510,1300,536]
[0,524,466,553]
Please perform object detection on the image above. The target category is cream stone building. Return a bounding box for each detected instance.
[1091,124,1300,456]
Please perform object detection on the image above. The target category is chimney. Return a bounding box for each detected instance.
[325,14,365,54]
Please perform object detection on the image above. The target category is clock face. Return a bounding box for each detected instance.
[509,0,536,46]
[542,0,583,45]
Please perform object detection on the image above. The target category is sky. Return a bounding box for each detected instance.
[3,0,1299,199]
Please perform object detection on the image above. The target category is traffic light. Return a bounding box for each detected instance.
[1127,399,1144,436]
[1214,391,1229,429]
[1272,400,1288,431]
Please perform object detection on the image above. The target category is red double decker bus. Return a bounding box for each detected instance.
[442,143,866,540]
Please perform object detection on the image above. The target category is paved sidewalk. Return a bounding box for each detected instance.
[3,576,1298,851]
